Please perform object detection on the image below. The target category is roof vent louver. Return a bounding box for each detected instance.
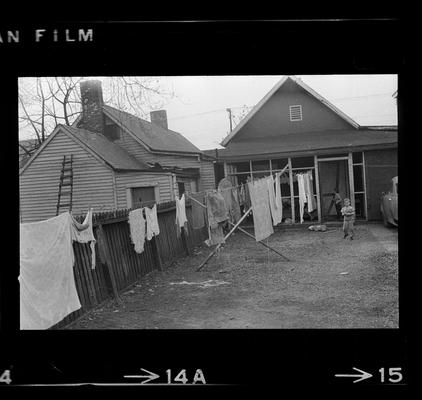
[289,105,303,122]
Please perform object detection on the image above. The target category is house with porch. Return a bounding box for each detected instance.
[19,80,215,223]
[207,76,397,223]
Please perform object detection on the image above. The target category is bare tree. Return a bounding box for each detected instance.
[18,76,175,154]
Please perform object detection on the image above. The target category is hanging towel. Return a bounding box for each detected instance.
[275,172,283,222]
[190,192,207,229]
[145,204,160,240]
[128,208,146,253]
[297,173,307,223]
[175,194,188,236]
[70,208,96,269]
[248,178,274,241]
[19,212,82,330]
[266,175,282,226]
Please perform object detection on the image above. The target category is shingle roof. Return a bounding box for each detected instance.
[62,125,149,171]
[216,129,398,160]
[103,105,202,154]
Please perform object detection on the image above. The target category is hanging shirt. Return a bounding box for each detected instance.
[128,208,146,253]
[248,178,274,241]
[266,175,282,226]
[70,208,96,269]
[307,172,316,211]
[297,173,307,223]
[175,194,188,235]
[19,212,82,329]
[190,192,207,229]
[275,172,283,222]
[145,204,160,240]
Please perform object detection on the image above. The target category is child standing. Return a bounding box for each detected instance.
[341,198,355,240]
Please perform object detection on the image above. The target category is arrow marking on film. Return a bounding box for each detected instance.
[123,368,160,384]
[335,367,372,383]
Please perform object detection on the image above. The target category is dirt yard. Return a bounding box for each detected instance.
[68,223,398,329]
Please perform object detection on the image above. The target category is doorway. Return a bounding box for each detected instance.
[318,159,350,221]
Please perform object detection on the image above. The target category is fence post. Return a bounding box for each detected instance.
[97,224,123,304]
[151,235,163,271]
[181,226,190,256]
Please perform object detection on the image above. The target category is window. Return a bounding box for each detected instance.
[177,182,185,196]
[289,105,302,122]
[131,186,156,208]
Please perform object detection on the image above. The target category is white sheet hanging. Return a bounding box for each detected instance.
[19,212,82,330]
[297,173,307,223]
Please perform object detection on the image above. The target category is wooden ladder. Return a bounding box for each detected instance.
[56,155,74,215]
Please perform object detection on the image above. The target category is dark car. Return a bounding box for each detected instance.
[380,176,398,227]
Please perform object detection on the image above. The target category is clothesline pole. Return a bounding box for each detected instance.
[228,221,290,261]
[196,207,252,272]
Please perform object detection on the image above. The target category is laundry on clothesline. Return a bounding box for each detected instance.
[20,210,96,330]
[128,208,146,253]
[266,175,283,226]
[145,204,160,240]
[205,190,228,245]
[70,208,96,269]
[190,192,207,229]
[175,194,188,236]
[248,178,274,242]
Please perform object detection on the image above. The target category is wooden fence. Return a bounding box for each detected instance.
[52,200,208,329]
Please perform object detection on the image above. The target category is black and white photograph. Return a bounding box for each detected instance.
[0,16,411,390]
[18,74,398,330]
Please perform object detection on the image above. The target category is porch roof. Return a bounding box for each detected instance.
[217,129,397,161]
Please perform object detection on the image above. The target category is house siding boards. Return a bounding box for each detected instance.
[364,149,398,220]
[19,130,115,223]
[200,160,216,190]
[232,78,352,143]
[114,172,174,208]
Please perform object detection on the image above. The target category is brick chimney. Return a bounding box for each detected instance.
[78,80,104,134]
[150,110,168,130]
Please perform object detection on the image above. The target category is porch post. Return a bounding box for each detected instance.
[288,157,295,223]
[362,152,369,221]
[314,155,322,223]
[348,152,355,210]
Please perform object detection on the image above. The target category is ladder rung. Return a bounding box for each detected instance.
[60,182,73,187]
[58,203,71,208]
[60,191,72,196]
[62,167,73,172]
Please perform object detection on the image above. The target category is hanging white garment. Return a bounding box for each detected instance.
[266,175,282,226]
[128,208,146,254]
[248,178,274,241]
[145,204,160,240]
[175,194,188,234]
[303,173,315,212]
[70,208,96,269]
[297,173,307,223]
[19,212,82,330]
[275,172,283,222]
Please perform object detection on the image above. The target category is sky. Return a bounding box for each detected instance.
[19,75,398,150]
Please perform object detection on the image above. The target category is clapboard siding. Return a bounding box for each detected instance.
[20,130,116,223]
[114,172,174,208]
[200,160,216,191]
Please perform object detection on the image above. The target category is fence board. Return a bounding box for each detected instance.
[52,201,210,328]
